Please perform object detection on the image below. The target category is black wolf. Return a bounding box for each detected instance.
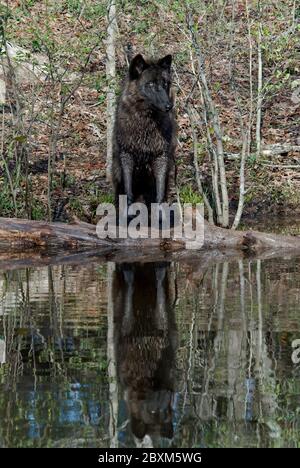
[112,54,177,214]
[113,262,177,440]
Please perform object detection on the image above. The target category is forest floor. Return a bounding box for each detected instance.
[1,0,299,226]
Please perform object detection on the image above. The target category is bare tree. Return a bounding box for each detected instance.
[46,48,97,221]
[256,0,263,159]
[230,0,253,230]
[0,10,26,216]
[292,0,298,31]
[187,104,215,224]
[186,12,229,227]
[106,0,118,183]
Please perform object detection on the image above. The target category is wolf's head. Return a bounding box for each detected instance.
[128,54,173,113]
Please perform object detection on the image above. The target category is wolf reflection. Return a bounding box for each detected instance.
[112,262,177,440]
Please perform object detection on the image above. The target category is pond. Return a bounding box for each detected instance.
[0,225,300,447]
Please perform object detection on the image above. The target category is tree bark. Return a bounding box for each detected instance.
[187,13,229,227]
[106,0,117,182]
[1,217,300,259]
[256,0,263,159]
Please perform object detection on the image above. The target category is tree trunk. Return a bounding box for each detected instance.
[1,217,300,260]
[106,0,117,182]
[256,1,263,159]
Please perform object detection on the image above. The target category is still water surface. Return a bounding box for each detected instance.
[0,224,300,447]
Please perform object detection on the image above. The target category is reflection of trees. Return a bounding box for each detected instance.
[107,262,119,448]
[0,256,300,447]
[0,265,109,447]
[172,257,300,448]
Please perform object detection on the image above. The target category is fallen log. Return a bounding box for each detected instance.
[0,217,300,257]
[225,144,300,160]
[0,246,299,272]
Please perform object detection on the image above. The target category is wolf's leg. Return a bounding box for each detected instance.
[155,265,168,330]
[166,160,177,204]
[152,155,168,204]
[112,154,122,210]
[120,151,134,206]
[166,160,179,228]
[122,268,134,335]
[152,156,170,228]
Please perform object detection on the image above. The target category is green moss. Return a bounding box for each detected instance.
[0,186,16,216]
[180,185,203,204]
[98,192,114,204]
[68,197,85,217]
[30,198,47,220]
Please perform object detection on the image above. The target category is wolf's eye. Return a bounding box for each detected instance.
[148,82,155,88]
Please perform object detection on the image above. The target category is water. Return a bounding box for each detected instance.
[0,237,300,447]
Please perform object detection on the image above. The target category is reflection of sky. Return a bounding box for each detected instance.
[27,414,41,439]
[24,384,102,439]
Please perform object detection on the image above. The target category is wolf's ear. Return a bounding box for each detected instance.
[129,54,148,80]
[158,54,172,71]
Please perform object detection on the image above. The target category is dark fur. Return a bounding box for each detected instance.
[112,54,177,211]
[113,262,177,440]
